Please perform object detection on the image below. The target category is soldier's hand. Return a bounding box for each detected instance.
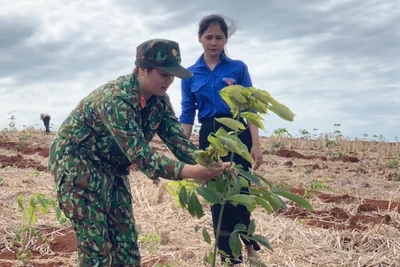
[180,162,230,181]
[193,162,231,181]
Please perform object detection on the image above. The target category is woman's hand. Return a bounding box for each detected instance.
[251,144,263,171]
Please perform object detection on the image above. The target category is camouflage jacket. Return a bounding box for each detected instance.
[48,74,198,191]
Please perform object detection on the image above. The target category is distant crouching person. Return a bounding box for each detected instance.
[40,113,51,133]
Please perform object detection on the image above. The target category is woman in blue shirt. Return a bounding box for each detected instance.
[180,14,263,265]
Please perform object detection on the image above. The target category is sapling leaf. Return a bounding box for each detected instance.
[197,186,223,204]
[41,203,50,214]
[253,173,274,188]
[205,180,218,191]
[220,91,239,117]
[30,213,37,225]
[207,251,215,265]
[273,193,288,210]
[217,135,242,154]
[233,223,247,233]
[202,227,211,244]
[254,196,273,214]
[193,150,215,167]
[241,112,265,130]
[227,194,256,211]
[227,194,256,205]
[215,117,246,131]
[215,126,230,136]
[239,176,250,187]
[23,208,31,223]
[229,233,242,259]
[192,192,204,218]
[250,188,264,196]
[17,196,24,211]
[252,89,273,105]
[247,235,272,250]
[229,175,241,197]
[236,168,260,186]
[188,192,204,218]
[269,103,295,122]
[178,187,188,208]
[208,135,229,157]
[29,198,36,210]
[55,206,62,221]
[272,189,313,210]
[187,194,197,217]
[230,135,255,164]
[37,195,49,214]
[221,85,248,103]
[246,87,257,93]
[262,192,282,211]
[248,220,256,235]
[249,98,268,114]
[215,176,225,193]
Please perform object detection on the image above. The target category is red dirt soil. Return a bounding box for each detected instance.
[278,206,395,231]
[1,189,399,265]
[276,149,327,161]
[303,163,327,170]
[0,154,47,171]
[0,142,49,157]
[289,187,400,211]
[276,188,400,231]
[276,148,360,163]
[0,228,76,267]
[0,229,171,267]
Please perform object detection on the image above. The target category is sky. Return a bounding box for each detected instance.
[0,0,399,141]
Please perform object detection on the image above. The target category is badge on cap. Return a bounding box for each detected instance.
[171,49,178,56]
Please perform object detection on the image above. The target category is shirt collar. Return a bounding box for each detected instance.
[127,73,160,108]
[195,53,230,68]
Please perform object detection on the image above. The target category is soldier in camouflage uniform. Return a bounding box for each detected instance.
[48,39,230,267]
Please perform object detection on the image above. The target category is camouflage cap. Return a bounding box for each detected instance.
[135,39,193,79]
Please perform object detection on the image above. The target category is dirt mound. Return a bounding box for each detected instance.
[0,142,15,150]
[0,154,47,171]
[289,188,356,204]
[331,155,360,163]
[279,205,395,231]
[0,142,49,157]
[0,228,75,267]
[23,147,49,158]
[284,161,293,167]
[281,188,400,231]
[276,149,327,161]
[276,149,360,163]
[303,163,327,170]
[289,187,400,211]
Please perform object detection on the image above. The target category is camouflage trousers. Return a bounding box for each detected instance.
[57,176,141,267]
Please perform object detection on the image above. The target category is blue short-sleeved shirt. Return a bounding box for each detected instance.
[179,53,253,124]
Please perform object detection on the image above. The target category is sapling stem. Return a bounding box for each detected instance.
[212,100,244,267]
[211,200,226,267]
